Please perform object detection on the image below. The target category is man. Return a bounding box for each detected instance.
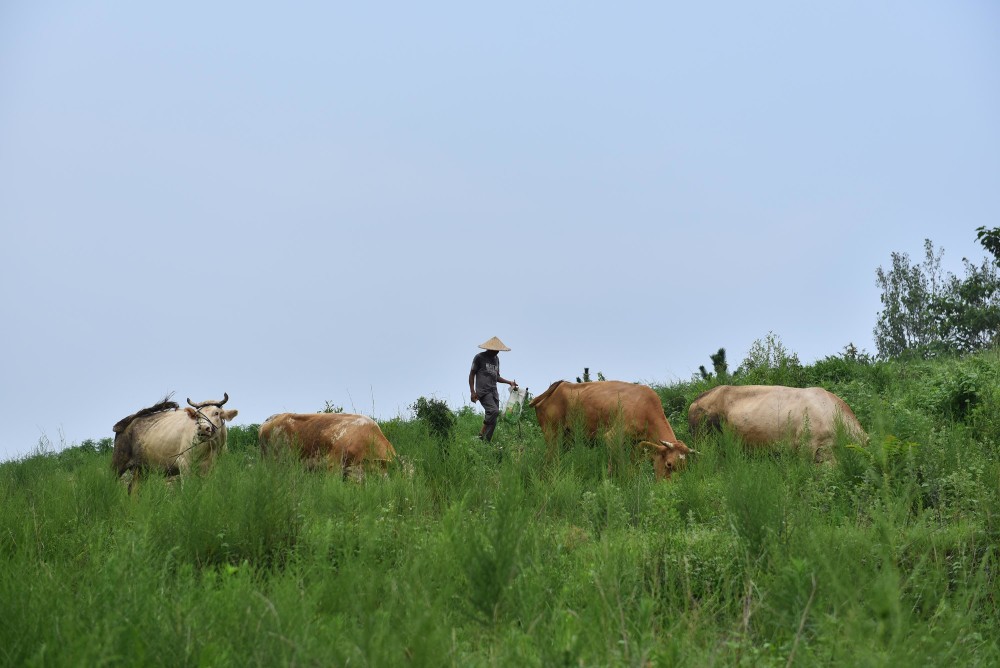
[469,336,518,442]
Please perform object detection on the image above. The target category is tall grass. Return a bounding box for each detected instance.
[2,353,1000,665]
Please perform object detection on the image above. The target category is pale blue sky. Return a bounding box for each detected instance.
[2,1,998,460]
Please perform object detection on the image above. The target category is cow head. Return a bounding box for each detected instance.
[185,394,239,440]
[640,439,696,481]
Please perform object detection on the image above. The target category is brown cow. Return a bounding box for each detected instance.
[687,385,865,461]
[112,394,238,490]
[529,380,693,480]
[258,412,397,477]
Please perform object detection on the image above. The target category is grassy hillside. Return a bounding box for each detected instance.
[3,351,1000,666]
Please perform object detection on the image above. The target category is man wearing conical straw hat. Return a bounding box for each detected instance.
[469,336,518,443]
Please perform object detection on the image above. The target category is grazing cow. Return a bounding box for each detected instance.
[111,394,238,489]
[687,385,865,461]
[258,413,397,477]
[529,380,693,481]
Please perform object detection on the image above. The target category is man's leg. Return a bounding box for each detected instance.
[480,391,500,442]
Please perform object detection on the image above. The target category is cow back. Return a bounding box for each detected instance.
[688,385,864,455]
[260,413,396,469]
[533,380,677,444]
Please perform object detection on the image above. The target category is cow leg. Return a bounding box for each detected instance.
[123,466,150,494]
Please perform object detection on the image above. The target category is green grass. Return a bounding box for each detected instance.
[3,352,1000,665]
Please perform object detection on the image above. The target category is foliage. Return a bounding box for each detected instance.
[806,343,875,385]
[5,350,1000,665]
[874,239,947,359]
[735,331,805,386]
[874,236,1000,360]
[410,396,456,442]
[319,400,345,414]
[80,437,114,454]
[226,424,259,453]
[931,257,1000,354]
[698,347,730,381]
[576,367,605,383]
[975,225,1000,264]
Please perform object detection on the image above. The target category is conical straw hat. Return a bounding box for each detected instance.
[478,336,511,351]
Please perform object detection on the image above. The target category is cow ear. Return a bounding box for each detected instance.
[184,407,197,419]
[222,409,239,421]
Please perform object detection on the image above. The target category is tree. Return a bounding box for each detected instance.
[874,234,1000,360]
[975,226,1000,265]
[710,348,729,381]
[931,257,1000,354]
[698,348,729,381]
[873,239,946,359]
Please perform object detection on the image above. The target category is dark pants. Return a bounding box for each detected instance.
[480,390,500,442]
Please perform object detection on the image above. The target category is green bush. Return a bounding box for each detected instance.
[410,396,456,442]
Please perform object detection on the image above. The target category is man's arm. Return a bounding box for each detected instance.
[469,369,478,403]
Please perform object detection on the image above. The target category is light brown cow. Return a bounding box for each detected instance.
[687,385,865,461]
[529,380,693,481]
[258,412,397,477]
[111,394,238,490]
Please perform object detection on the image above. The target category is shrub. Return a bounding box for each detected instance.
[735,331,806,386]
[410,396,456,442]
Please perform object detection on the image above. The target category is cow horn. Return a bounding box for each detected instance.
[660,440,675,451]
[186,393,229,408]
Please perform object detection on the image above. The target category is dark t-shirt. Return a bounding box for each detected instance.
[471,351,500,396]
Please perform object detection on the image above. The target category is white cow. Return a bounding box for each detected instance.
[688,385,865,461]
[111,394,238,490]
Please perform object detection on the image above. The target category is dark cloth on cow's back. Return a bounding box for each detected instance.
[112,398,178,433]
[471,351,500,396]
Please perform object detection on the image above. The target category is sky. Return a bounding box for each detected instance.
[2,1,999,461]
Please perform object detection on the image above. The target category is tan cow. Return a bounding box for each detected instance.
[111,394,238,490]
[258,412,397,477]
[529,380,693,481]
[687,385,865,461]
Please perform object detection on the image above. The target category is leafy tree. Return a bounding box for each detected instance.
[698,348,729,381]
[874,239,947,359]
[975,226,1000,264]
[710,347,729,381]
[931,257,1000,354]
[875,235,1000,360]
